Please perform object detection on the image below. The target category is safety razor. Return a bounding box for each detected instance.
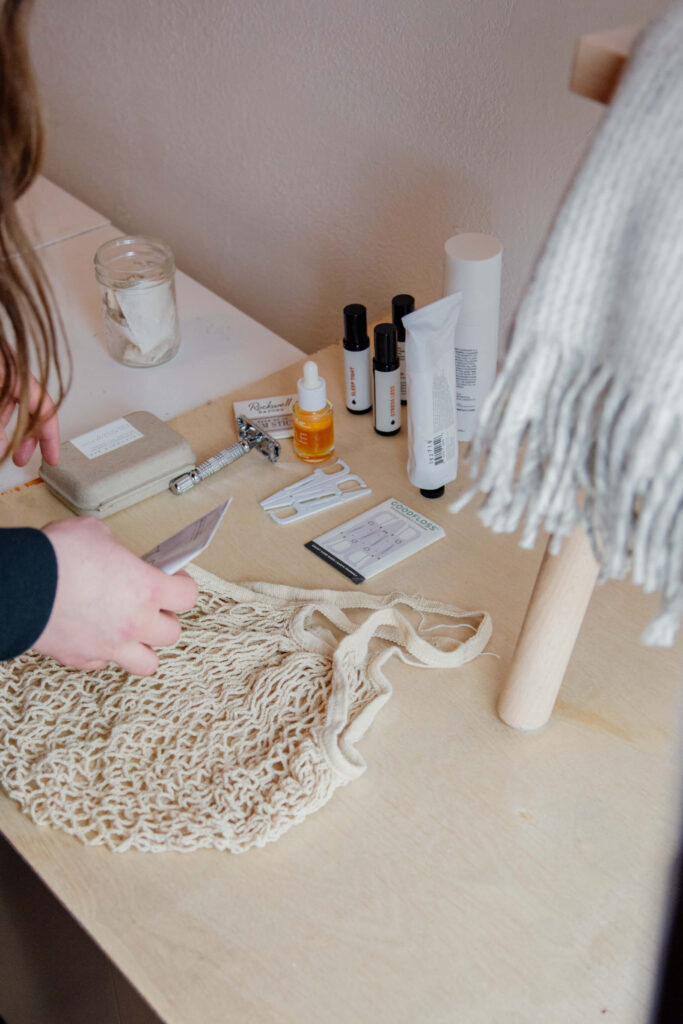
[169,416,280,494]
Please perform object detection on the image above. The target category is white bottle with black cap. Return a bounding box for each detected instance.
[373,323,401,436]
[391,293,414,406]
[342,303,372,414]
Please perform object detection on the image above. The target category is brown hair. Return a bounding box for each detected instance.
[0,0,69,463]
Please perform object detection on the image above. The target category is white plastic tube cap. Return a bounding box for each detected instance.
[297,360,327,411]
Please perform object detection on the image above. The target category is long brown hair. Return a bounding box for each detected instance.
[0,0,69,464]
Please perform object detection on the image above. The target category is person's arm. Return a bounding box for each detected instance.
[1,518,199,675]
[1,371,62,660]
[33,517,198,675]
[2,372,198,673]
[0,527,58,660]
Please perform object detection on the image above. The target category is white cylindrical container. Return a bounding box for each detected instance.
[443,233,502,441]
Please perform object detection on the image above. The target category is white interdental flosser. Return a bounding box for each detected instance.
[260,459,371,524]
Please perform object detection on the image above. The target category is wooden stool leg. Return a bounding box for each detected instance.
[498,527,600,731]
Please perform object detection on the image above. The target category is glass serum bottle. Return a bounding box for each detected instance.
[292,360,335,463]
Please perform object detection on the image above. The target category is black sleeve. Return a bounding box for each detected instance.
[652,843,683,1022]
[0,527,58,661]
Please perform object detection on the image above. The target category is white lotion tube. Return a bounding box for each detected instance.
[404,292,462,498]
[443,233,502,442]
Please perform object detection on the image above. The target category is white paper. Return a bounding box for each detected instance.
[70,418,143,460]
[233,394,296,438]
[116,278,177,355]
[142,499,232,574]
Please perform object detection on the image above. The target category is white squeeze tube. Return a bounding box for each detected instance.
[443,233,502,442]
[403,292,462,499]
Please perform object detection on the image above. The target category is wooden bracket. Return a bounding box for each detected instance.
[570,24,640,105]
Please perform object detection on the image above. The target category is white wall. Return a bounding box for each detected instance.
[30,0,668,355]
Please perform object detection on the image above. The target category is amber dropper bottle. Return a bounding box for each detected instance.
[292,360,335,463]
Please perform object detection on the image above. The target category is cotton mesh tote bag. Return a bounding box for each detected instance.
[0,566,491,853]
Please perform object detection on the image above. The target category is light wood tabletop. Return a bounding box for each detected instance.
[1,343,681,1024]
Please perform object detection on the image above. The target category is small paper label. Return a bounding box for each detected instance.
[70,418,144,460]
[233,395,296,438]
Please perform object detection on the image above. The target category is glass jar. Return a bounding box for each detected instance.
[94,236,181,367]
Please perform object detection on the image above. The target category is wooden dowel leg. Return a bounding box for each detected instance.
[498,527,600,731]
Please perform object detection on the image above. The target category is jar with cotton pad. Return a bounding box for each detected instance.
[94,235,181,367]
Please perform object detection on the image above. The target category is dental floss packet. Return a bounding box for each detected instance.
[305,497,445,584]
[142,499,232,574]
[260,459,370,524]
[232,395,296,439]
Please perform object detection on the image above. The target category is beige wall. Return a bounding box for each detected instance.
[30,0,667,355]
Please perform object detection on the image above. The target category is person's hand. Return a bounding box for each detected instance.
[34,517,199,675]
[0,370,60,466]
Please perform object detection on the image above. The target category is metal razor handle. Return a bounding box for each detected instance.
[170,442,250,494]
[169,416,280,495]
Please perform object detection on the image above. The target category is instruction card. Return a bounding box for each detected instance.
[305,498,445,584]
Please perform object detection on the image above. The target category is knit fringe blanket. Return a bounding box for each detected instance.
[453,1,683,646]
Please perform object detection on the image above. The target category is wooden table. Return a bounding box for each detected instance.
[2,342,681,1024]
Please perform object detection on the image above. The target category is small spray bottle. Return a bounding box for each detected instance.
[342,303,372,414]
[292,360,335,463]
[373,324,401,436]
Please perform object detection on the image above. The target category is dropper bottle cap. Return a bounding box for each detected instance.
[297,360,327,412]
[343,304,369,351]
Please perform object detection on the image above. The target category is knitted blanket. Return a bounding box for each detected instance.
[453,1,683,645]
[0,566,491,853]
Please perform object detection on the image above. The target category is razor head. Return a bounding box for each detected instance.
[236,416,280,462]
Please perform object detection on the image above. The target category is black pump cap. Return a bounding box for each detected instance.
[373,323,398,371]
[392,294,415,342]
[343,303,369,351]
[420,485,445,499]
